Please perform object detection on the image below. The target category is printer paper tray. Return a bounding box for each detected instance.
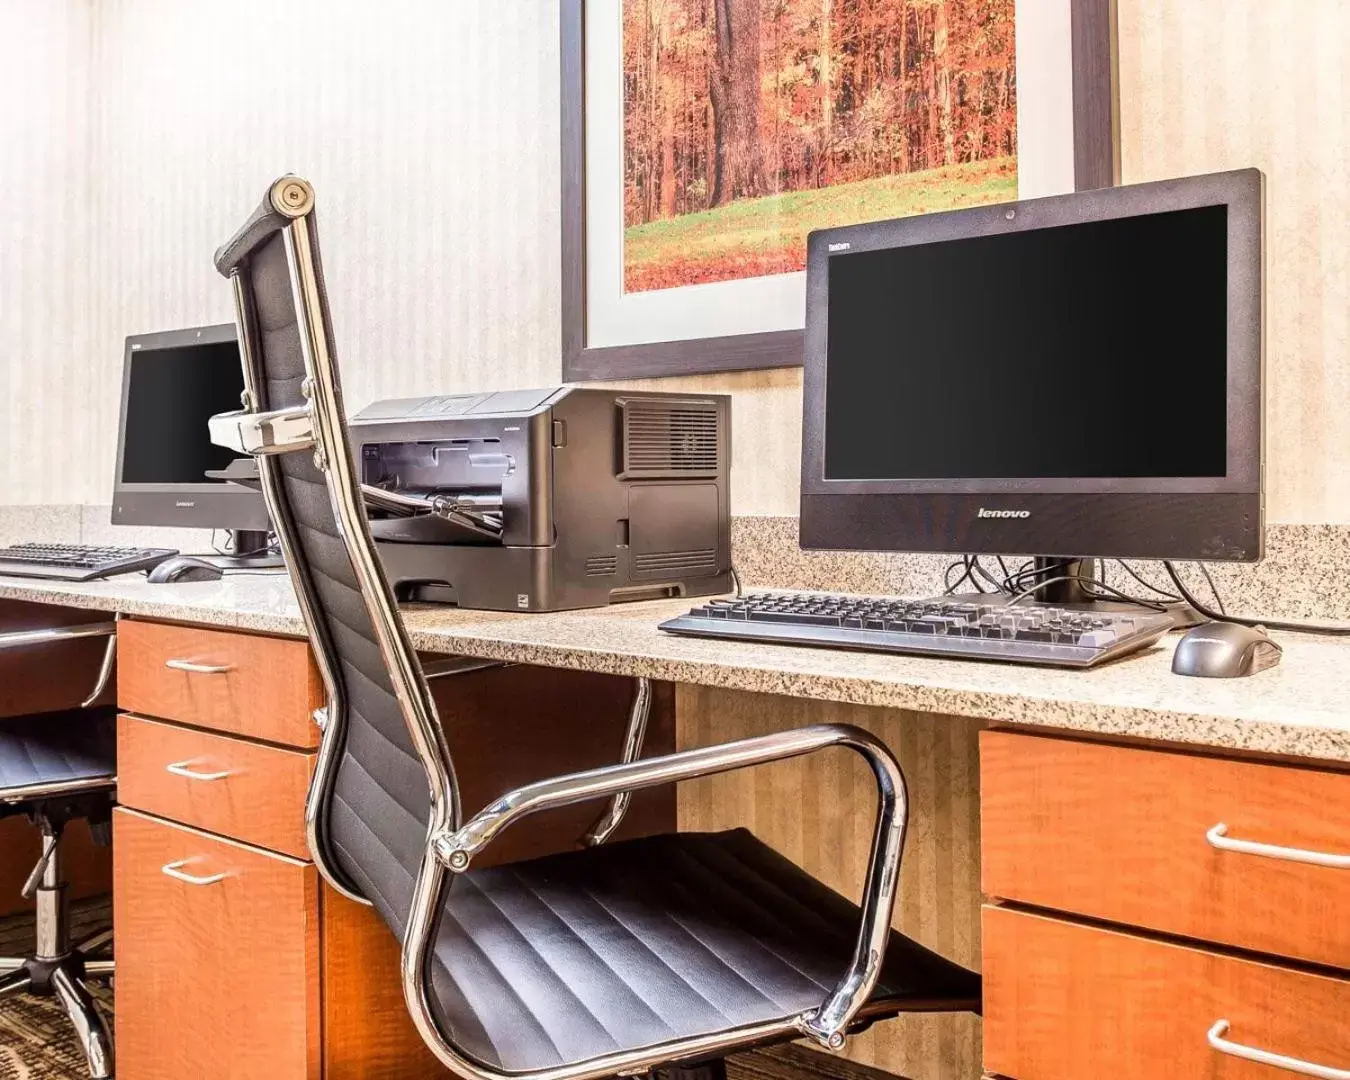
[368,515,501,545]
[361,485,503,544]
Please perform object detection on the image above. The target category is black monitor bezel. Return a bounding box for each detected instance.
[800,168,1264,562]
[112,322,270,531]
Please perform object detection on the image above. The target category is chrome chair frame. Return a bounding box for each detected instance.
[215,176,915,1080]
[0,622,118,1079]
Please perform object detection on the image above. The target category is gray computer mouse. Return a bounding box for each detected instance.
[1172,621,1283,678]
[147,556,225,584]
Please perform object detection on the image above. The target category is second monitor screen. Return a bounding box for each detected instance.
[823,204,1229,481]
[120,341,245,485]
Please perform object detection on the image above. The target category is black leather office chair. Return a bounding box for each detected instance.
[210,176,979,1080]
[0,696,117,1079]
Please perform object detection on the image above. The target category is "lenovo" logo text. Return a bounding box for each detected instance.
[977,507,1030,519]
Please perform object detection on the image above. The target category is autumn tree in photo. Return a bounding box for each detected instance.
[622,0,1017,293]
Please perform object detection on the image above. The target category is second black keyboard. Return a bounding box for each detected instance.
[0,543,179,582]
[659,592,1174,668]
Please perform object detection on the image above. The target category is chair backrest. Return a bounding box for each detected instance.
[213,176,459,941]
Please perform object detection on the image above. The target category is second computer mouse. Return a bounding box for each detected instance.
[148,557,225,584]
[1172,621,1283,678]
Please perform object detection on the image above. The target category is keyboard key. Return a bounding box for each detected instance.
[749,610,843,626]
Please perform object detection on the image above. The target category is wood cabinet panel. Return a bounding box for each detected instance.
[320,886,444,1080]
[117,713,315,858]
[983,905,1350,1080]
[118,620,322,747]
[113,809,321,1080]
[981,730,1350,969]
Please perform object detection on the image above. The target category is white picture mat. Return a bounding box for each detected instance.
[584,0,1078,350]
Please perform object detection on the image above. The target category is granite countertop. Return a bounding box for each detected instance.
[2,574,1348,764]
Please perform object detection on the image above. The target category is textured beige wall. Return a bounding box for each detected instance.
[1119,0,1350,523]
[5,0,1349,522]
[3,0,562,504]
[0,1,93,505]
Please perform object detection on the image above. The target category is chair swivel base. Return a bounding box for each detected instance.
[0,954,115,1075]
[0,817,115,1079]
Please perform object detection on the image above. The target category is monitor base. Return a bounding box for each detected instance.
[958,554,1204,630]
[192,529,284,571]
[207,552,285,570]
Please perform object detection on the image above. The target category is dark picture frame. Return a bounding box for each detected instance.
[562,0,1119,381]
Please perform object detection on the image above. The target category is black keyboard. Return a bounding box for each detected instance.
[659,592,1175,668]
[0,543,179,582]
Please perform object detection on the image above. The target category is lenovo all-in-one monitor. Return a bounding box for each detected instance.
[113,322,274,564]
[801,168,1264,597]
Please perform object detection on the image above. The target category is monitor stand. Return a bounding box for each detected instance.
[1026,557,1202,629]
[203,529,284,570]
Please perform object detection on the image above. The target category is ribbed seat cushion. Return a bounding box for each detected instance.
[0,708,116,795]
[428,828,981,1073]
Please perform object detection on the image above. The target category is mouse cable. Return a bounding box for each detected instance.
[1163,560,1350,636]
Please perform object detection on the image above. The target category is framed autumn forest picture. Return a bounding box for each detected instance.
[562,0,1117,380]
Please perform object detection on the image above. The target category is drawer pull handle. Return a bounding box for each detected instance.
[1208,1020,1350,1079]
[1207,823,1350,869]
[164,759,231,782]
[164,658,234,675]
[160,859,227,887]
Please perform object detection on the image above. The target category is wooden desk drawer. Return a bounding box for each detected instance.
[981,731,1350,968]
[112,808,320,1080]
[117,714,315,859]
[118,620,321,748]
[983,905,1350,1080]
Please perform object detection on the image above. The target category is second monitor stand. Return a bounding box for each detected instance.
[201,461,284,570]
[203,528,284,570]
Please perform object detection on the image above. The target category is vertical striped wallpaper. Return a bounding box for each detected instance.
[1118,0,1350,524]
[3,1,1350,522]
[4,0,563,505]
[0,0,93,506]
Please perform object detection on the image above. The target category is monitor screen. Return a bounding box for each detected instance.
[823,204,1229,481]
[120,341,246,485]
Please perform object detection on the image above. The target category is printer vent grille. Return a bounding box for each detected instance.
[620,400,720,479]
[585,555,618,577]
[634,549,717,576]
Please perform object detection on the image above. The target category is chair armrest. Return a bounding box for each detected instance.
[209,406,314,456]
[580,676,653,847]
[0,622,118,708]
[431,721,908,1048]
[0,623,115,653]
[419,657,509,681]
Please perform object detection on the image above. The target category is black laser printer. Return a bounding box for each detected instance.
[350,386,733,611]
